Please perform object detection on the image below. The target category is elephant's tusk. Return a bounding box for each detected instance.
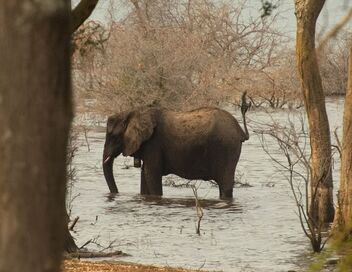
[103,156,111,164]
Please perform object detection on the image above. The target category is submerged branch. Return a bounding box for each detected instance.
[191,185,204,235]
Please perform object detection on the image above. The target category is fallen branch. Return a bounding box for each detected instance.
[66,250,128,259]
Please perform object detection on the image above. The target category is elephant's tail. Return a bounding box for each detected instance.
[240,91,250,142]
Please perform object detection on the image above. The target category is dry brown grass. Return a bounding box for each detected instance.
[63,260,206,272]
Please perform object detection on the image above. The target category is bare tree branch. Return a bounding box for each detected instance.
[71,0,100,34]
[317,7,352,52]
[191,184,203,235]
[258,114,330,252]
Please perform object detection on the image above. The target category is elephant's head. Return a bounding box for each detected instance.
[102,107,157,193]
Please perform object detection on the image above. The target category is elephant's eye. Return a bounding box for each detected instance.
[107,126,113,134]
[107,119,118,133]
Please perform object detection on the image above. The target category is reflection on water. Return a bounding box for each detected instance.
[71,97,344,272]
[105,195,242,213]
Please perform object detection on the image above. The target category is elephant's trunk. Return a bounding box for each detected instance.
[103,152,118,193]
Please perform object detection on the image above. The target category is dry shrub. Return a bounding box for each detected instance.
[243,49,302,109]
[73,0,288,114]
[319,30,352,96]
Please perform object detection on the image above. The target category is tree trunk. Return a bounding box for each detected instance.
[339,46,352,226]
[65,224,79,253]
[294,0,334,224]
[0,1,72,272]
[63,0,101,253]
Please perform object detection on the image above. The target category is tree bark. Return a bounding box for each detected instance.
[339,46,352,226]
[64,213,79,253]
[0,1,72,272]
[294,0,334,224]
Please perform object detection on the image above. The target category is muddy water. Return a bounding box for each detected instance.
[70,98,344,272]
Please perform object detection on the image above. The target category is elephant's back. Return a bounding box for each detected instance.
[161,108,217,141]
[160,107,242,143]
[211,108,246,142]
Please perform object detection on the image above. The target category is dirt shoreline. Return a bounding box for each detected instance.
[63,260,209,272]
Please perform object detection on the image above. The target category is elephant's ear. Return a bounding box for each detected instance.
[123,110,156,156]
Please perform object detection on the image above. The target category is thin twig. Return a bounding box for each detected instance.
[83,127,90,152]
[69,216,80,231]
[191,184,204,235]
[258,114,331,252]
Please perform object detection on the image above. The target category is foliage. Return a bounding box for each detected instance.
[307,226,352,271]
[260,0,278,18]
[72,1,352,113]
[72,21,110,58]
[332,226,352,271]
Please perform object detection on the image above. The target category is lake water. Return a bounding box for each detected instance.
[70,97,345,272]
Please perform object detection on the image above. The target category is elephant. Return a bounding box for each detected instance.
[103,94,250,199]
